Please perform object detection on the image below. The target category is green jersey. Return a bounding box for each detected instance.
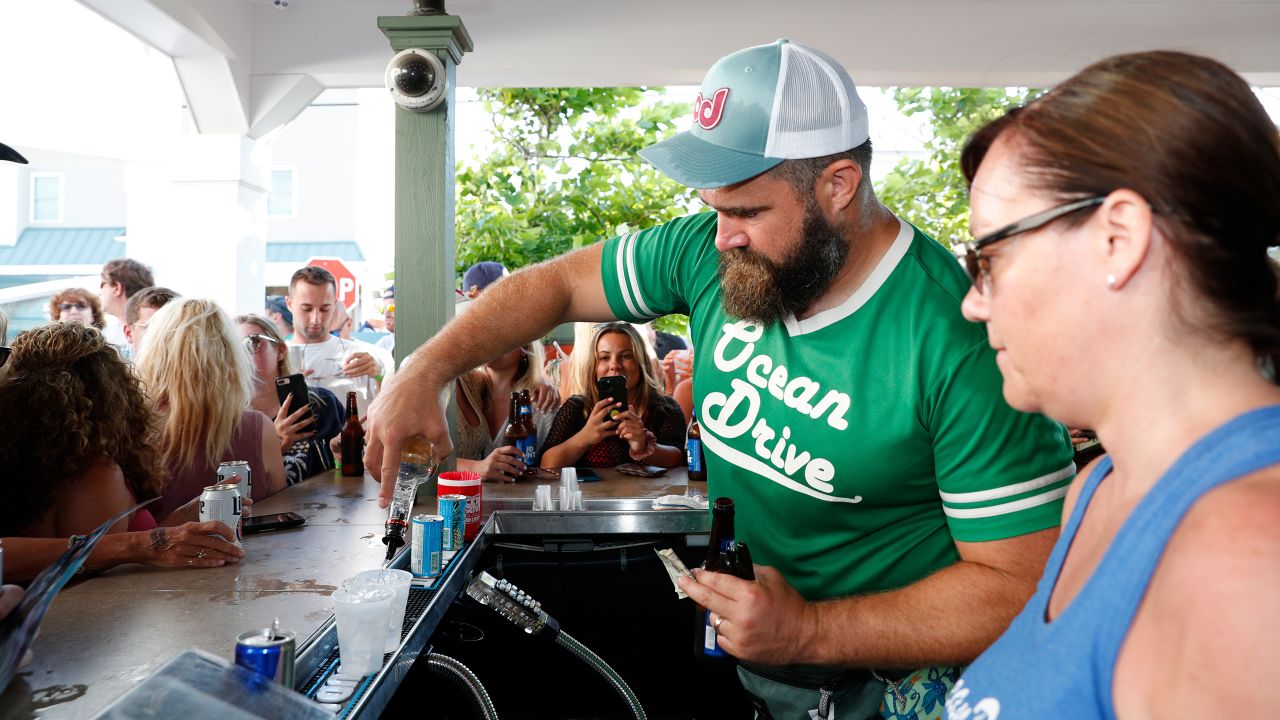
[602,211,1074,600]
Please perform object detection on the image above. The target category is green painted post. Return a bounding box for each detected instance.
[379,12,473,466]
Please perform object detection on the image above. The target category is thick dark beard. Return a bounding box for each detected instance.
[717,202,850,326]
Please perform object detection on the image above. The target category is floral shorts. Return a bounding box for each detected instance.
[879,665,963,720]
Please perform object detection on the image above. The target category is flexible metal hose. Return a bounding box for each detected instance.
[426,653,499,720]
[554,631,647,720]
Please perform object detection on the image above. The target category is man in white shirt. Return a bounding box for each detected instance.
[99,258,154,354]
[286,266,390,416]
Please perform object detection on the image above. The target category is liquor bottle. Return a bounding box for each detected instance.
[501,392,529,480]
[518,390,538,479]
[686,408,706,484]
[340,391,365,477]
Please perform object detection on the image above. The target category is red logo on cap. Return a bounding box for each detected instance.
[694,88,730,130]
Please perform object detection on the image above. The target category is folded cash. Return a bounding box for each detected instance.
[655,547,694,599]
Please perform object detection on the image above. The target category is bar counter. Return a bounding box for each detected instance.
[0,467,693,719]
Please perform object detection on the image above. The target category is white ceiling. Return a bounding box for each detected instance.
[77,0,1280,136]
[251,0,1280,87]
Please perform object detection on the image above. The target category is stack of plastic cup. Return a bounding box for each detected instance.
[332,584,394,676]
[348,569,412,654]
[533,484,552,511]
[559,468,579,511]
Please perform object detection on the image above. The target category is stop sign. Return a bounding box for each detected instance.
[306,257,360,311]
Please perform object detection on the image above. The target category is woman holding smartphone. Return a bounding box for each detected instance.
[540,322,685,469]
[236,314,345,486]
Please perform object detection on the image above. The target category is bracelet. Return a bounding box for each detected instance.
[630,430,658,462]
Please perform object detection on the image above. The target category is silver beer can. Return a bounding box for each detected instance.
[199,483,244,548]
[217,460,252,517]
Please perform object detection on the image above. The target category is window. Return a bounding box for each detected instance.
[30,173,63,223]
[268,167,296,217]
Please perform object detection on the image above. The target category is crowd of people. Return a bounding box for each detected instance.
[2,36,1277,719]
[0,256,407,582]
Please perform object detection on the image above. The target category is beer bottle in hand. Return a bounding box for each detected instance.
[703,496,738,657]
[340,391,365,477]
[686,408,706,484]
[518,389,538,479]
[501,392,529,480]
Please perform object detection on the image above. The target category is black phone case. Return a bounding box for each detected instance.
[597,375,628,414]
[244,512,306,533]
[275,375,316,430]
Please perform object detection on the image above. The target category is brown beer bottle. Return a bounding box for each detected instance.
[340,391,365,477]
[686,407,706,482]
[501,392,529,479]
[702,497,738,656]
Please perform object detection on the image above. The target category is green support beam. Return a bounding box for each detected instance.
[379,12,473,464]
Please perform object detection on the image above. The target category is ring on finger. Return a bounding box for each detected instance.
[713,615,725,631]
[187,559,194,567]
[196,550,207,560]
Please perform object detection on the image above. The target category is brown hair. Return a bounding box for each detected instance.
[0,323,164,535]
[102,258,155,298]
[48,288,106,330]
[235,313,292,378]
[570,322,666,420]
[290,265,336,293]
[768,138,873,197]
[961,51,1280,357]
[125,286,179,325]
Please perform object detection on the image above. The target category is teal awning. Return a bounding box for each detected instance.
[266,241,365,263]
[0,227,125,266]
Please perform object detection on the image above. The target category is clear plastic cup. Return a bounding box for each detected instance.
[332,584,393,676]
[350,568,412,654]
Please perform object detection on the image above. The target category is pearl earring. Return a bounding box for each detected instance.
[1106,274,1117,289]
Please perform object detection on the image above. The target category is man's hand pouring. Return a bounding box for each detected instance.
[364,373,454,508]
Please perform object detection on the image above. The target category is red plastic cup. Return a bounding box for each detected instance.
[437,471,482,541]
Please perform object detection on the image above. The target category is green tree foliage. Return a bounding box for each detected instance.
[455,88,698,272]
[455,88,697,336]
[876,87,1039,249]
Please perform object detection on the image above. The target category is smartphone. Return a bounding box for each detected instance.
[596,375,628,418]
[575,468,603,482]
[275,374,315,431]
[243,511,306,534]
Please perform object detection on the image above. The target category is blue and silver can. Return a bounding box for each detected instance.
[235,623,296,686]
[411,514,444,578]
[439,494,466,552]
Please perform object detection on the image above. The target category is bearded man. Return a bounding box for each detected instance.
[366,40,1073,719]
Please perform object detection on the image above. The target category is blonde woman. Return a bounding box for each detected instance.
[136,299,286,519]
[455,341,559,482]
[540,322,684,469]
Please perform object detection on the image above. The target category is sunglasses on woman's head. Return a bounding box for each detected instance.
[0,346,9,368]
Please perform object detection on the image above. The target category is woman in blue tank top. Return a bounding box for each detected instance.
[946,52,1280,718]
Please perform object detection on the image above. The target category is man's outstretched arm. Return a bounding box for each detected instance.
[365,243,615,505]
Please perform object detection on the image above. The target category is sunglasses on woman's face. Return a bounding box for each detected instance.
[59,302,89,312]
[242,334,281,353]
[0,346,10,368]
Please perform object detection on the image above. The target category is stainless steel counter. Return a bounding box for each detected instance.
[0,468,696,719]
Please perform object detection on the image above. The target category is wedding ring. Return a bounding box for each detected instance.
[713,616,724,631]
[187,559,194,566]
[196,550,207,559]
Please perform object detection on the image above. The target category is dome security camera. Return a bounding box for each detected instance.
[385,49,447,112]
